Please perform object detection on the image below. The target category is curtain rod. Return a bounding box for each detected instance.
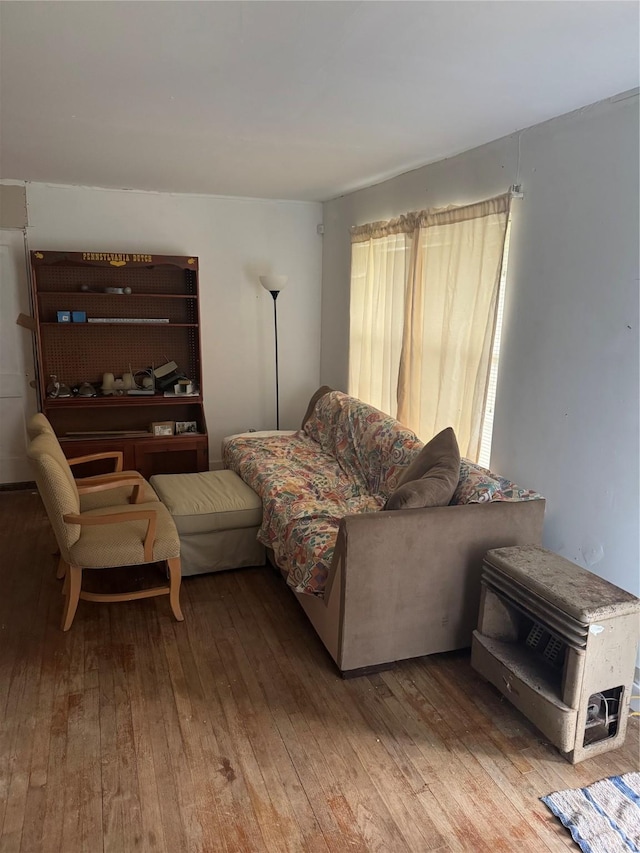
[510,184,524,199]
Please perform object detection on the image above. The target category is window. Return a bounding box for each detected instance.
[349,194,511,461]
[478,220,511,468]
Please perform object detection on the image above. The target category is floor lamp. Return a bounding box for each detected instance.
[259,275,287,430]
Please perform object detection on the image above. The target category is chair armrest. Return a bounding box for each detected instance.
[68,451,124,473]
[63,508,157,561]
[75,473,145,503]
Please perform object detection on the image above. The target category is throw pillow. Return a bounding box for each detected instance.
[384,426,460,510]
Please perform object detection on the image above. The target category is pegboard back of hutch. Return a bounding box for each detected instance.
[30,250,208,479]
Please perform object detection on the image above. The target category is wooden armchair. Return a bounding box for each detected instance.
[26,412,159,511]
[27,433,183,631]
[27,411,124,470]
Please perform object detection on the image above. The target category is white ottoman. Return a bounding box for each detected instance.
[150,470,265,576]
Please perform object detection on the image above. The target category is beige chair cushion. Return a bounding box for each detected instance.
[385,427,460,510]
[150,470,262,536]
[27,412,55,440]
[69,501,180,568]
[31,431,79,504]
[27,433,81,555]
[79,479,159,512]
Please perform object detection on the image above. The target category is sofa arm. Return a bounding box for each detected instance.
[331,499,545,673]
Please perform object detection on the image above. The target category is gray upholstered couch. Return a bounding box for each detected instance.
[224,390,545,675]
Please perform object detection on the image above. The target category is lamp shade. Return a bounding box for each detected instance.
[259,274,288,293]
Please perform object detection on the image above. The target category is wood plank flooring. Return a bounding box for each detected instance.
[1,490,638,852]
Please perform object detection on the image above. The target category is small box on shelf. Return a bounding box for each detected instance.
[57,310,71,323]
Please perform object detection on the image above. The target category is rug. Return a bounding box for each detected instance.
[542,772,640,853]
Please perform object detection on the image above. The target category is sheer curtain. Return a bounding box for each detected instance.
[349,230,410,418]
[349,194,511,460]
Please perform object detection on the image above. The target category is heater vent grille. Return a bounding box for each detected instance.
[482,563,589,650]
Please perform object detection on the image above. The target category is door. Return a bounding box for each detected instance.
[0,232,38,483]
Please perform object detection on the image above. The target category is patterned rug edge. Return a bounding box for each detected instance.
[541,771,640,853]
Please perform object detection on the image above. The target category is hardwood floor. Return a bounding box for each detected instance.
[1,490,638,853]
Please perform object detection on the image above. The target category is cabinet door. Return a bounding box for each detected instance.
[134,436,208,480]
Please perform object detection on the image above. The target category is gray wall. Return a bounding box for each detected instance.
[321,92,639,606]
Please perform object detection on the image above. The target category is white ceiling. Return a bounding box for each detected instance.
[1,1,638,202]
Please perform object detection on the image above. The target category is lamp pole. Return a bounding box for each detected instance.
[270,289,280,430]
[259,274,287,431]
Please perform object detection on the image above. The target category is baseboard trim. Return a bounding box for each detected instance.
[0,481,36,491]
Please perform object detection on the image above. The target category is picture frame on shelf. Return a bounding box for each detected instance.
[151,421,174,437]
[175,420,198,435]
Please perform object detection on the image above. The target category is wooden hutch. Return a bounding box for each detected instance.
[30,250,208,479]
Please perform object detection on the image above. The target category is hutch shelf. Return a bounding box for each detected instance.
[30,250,208,479]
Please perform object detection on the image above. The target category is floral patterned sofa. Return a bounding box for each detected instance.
[223,390,545,675]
